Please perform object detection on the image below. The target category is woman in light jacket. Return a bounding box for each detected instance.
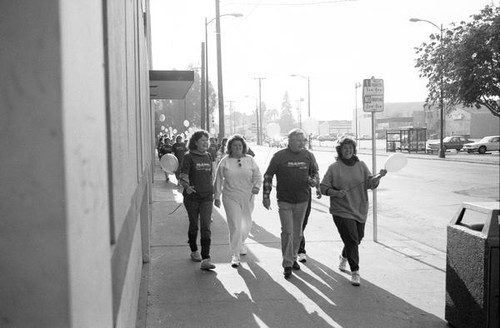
[214,135,262,267]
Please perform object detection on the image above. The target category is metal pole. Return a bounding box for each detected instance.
[371,112,378,242]
[438,23,445,158]
[307,77,310,117]
[205,18,210,132]
[215,0,225,140]
[201,42,206,130]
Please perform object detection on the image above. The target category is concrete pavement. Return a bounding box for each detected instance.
[137,161,452,328]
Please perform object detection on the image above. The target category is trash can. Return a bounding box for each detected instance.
[446,202,499,328]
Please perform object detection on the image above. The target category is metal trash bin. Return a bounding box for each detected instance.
[446,202,499,328]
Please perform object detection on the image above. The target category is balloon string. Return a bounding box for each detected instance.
[345,173,381,192]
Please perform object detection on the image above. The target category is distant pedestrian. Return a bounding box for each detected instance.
[158,137,173,182]
[179,130,216,270]
[214,135,262,268]
[172,135,187,183]
[320,136,386,286]
[262,129,319,279]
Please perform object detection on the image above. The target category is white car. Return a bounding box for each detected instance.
[462,136,500,154]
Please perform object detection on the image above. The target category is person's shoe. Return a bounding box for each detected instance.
[298,253,307,263]
[283,267,292,279]
[351,271,361,286]
[200,258,216,270]
[292,261,301,270]
[240,244,248,255]
[339,255,348,272]
[190,251,202,262]
[231,255,240,268]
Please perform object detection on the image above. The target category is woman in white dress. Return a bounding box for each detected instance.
[214,135,262,267]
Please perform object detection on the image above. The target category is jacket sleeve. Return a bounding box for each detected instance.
[320,165,334,195]
[179,154,191,189]
[309,151,320,188]
[262,154,278,199]
[250,157,263,189]
[213,157,225,201]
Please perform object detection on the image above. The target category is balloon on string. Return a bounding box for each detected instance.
[160,154,178,174]
[159,114,166,122]
[183,120,190,128]
[173,129,178,134]
[384,153,407,172]
[160,125,165,131]
[266,123,281,138]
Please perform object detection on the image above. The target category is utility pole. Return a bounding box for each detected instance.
[254,77,266,145]
[201,42,206,130]
[215,0,225,139]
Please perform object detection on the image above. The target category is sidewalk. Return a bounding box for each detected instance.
[137,162,450,328]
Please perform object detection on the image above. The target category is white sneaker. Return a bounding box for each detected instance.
[240,244,248,255]
[298,253,307,263]
[351,271,361,286]
[200,258,216,270]
[231,255,240,268]
[339,255,348,272]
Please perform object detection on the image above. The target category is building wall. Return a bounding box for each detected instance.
[0,1,152,327]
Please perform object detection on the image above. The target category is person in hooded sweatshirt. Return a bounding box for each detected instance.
[179,130,216,270]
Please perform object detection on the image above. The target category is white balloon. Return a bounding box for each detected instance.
[384,153,408,172]
[160,125,165,131]
[159,114,166,122]
[183,120,190,127]
[266,123,281,137]
[302,117,318,134]
[173,129,177,134]
[160,154,179,174]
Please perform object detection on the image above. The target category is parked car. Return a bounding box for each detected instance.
[426,136,472,153]
[462,136,500,154]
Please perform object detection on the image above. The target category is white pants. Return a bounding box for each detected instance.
[223,195,254,256]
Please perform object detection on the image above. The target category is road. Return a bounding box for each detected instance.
[248,144,499,254]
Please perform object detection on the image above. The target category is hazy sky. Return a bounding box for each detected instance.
[150,0,496,121]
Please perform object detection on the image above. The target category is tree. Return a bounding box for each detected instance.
[414,5,500,117]
[279,91,296,133]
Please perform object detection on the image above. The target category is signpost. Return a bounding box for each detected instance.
[362,77,384,242]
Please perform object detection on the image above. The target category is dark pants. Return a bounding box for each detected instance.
[333,216,365,272]
[183,194,213,259]
[298,193,312,254]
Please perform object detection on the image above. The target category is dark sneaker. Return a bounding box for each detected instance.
[283,267,292,279]
[292,261,300,270]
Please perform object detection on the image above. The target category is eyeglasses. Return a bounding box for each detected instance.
[237,159,242,167]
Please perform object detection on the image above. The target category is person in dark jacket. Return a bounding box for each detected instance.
[262,129,319,279]
[172,135,187,183]
[179,130,216,270]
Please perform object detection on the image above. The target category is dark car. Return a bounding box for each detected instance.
[426,136,472,153]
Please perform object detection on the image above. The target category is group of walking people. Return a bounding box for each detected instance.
[176,128,385,286]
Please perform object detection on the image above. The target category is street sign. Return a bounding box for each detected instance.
[363,78,384,112]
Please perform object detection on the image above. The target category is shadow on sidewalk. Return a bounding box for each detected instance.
[143,167,448,328]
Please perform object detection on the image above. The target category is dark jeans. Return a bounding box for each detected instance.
[183,194,213,259]
[333,215,365,272]
[298,193,312,254]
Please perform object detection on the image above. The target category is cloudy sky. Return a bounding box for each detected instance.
[150,0,496,121]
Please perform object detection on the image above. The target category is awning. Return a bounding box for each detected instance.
[149,70,194,100]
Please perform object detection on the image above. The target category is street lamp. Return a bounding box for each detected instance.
[291,74,311,148]
[354,82,361,142]
[205,10,243,135]
[410,17,445,158]
[290,74,310,117]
